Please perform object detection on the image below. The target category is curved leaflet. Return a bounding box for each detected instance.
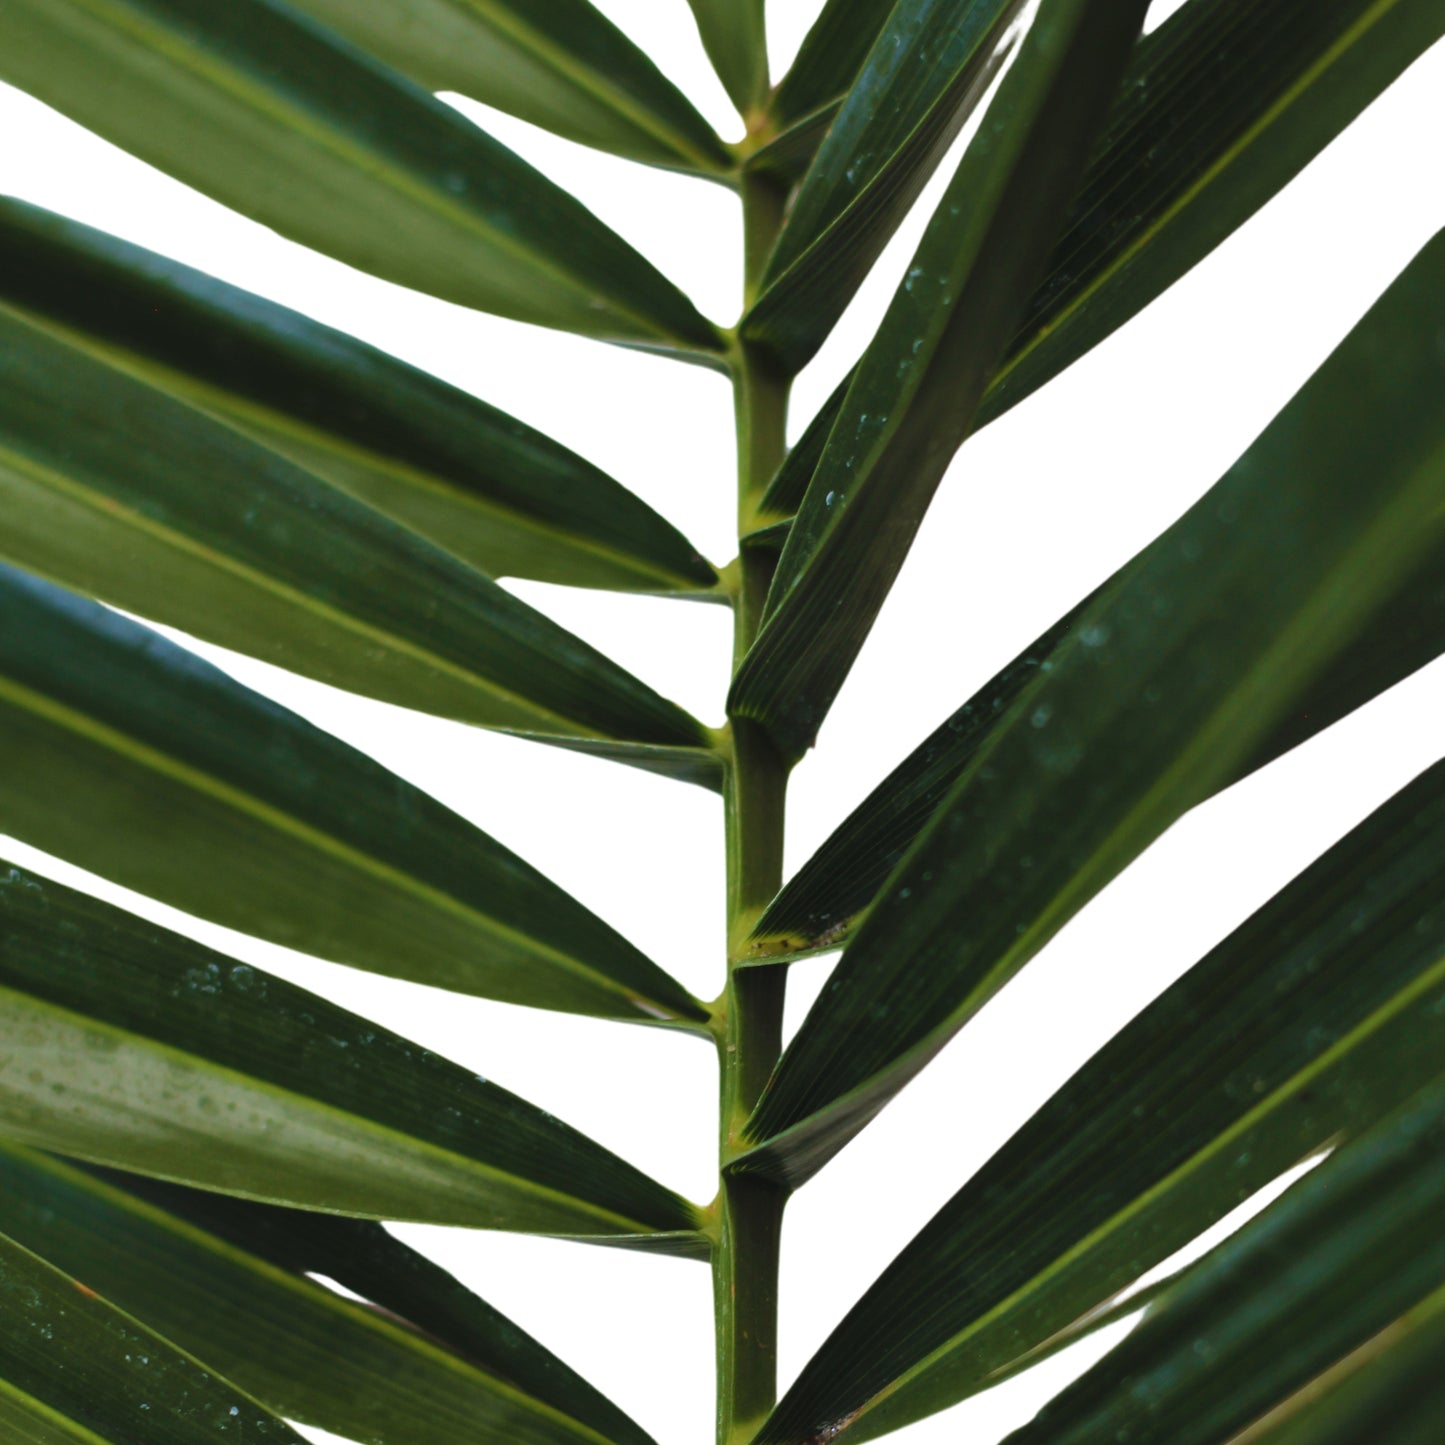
[0,0,724,356]
[0,863,707,1250]
[0,197,720,598]
[729,0,1151,764]
[0,1147,660,1445]
[744,0,1026,374]
[741,234,1445,1184]
[0,567,708,1023]
[757,762,1445,1440]
[1005,1080,1445,1445]
[753,0,1445,529]
[748,485,1445,962]
[0,311,718,769]
[286,0,730,174]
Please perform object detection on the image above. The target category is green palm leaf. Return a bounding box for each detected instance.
[983,0,1445,427]
[1005,1077,1445,1445]
[0,0,724,356]
[0,567,708,1022]
[743,0,1026,375]
[0,861,707,1249]
[754,760,1445,1440]
[768,0,899,132]
[1,0,1433,1432]
[0,1228,308,1444]
[0,314,717,765]
[0,197,720,598]
[740,231,1445,1184]
[684,0,767,117]
[754,0,1445,527]
[0,1147,658,1445]
[285,0,730,174]
[747,497,1445,963]
[729,0,1150,765]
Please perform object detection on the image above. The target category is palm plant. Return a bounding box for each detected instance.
[0,0,1442,1442]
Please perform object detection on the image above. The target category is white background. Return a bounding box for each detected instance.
[2,3,1444,1442]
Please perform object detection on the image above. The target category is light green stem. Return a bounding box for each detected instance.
[713,161,792,1445]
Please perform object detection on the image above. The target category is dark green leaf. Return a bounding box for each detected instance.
[0,1146,657,1445]
[1234,1286,1445,1445]
[752,370,849,527]
[743,0,1027,375]
[745,591,1095,960]
[739,518,792,559]
[0,0,724,357]
[741,108,837,188]
[754,0,1445,527]
[729,0,1150,764]
[685,0,767,116]
[755,762,1445,1441]
[286,0,731,174]
[739,231,1445,1183]
[0,567,709,1023]
[768,0,899,132]
[0,197,720,598]
[0,1227,308,1444]
[1004,1077,1445,1445]
[980,0,1445,428]
[0,311,718,768]
[530,735,728,791]
[748,472,1445,962]
[0,862,707,1250]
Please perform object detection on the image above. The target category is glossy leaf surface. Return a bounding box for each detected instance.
[743,0,1026,374]
[741,111,837,187]
[768,0,899,131]
[0,0,724,357]
[1005,1078,1445,1445]
[750,479,1445,962]
[740,232,1445,1183]
[757,762,1445,1441]
[755,0,1445,526]
[747,593,1094,961]
[0,1227,307,1444]
[0,567,707,1023]
[753,369,849,527]
[685,0,767,116]
[0,198,719,598]
[0,1147,657,1445]
[1236,1286,1445,1445]
[286,0,730,174]
[729,0,1150,764]
[0,311,716,765]
[0,862,706,1249]
[981,0,1445,428]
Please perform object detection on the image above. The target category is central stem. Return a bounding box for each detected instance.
[714,164,792,1445]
